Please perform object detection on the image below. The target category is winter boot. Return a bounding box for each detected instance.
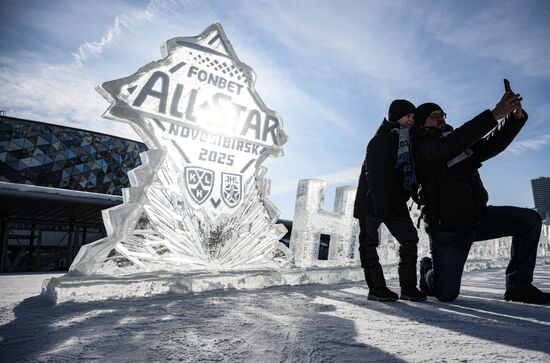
[368,286,399,302]
[419,257,433,296]
[504,284,550,305]
[400,286,427,302]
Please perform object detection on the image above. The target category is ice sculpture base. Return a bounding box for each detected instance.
[42,265,363,304]
[42,257,550,304]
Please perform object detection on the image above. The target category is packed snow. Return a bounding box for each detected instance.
[1,264,549,362]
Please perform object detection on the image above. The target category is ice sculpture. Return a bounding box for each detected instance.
[68,23,291,276]
[290,179,360,267]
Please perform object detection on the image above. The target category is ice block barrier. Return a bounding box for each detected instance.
[42,257,550,303]
[42,266,365,303]
[290,179,360,267]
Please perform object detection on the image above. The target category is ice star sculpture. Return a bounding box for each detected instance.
[69,23,291,276]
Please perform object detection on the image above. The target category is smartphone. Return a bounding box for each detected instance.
[504,78,511,92]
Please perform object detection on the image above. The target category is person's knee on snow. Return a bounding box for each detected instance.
[435,289,460,303]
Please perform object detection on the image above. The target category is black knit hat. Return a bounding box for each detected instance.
[388,99,416,123]
[415,102,443,126]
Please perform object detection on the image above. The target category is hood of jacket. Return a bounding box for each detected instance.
[375,118,399,135]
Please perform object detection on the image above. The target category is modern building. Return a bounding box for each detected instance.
[532,177,550,219]
[0,115,147,272]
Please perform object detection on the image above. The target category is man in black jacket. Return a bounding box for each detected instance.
[354,99,426,302]
[413,91,549,304]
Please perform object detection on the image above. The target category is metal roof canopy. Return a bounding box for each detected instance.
[0,181,122,225]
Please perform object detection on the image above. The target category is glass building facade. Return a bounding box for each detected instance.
[0,116,147,195]
[0,115,147,272]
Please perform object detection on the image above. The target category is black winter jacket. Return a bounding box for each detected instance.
[412,109,528,233]
[353,119,411,220]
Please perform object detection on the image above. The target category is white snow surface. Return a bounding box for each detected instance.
[1,266,550,362]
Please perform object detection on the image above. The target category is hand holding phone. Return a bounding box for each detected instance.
[504,79,511,92]
[503,78,524,119]
[493,79,521,120]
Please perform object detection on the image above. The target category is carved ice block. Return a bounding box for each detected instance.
[68,22,291,276]
[290,179,359,267]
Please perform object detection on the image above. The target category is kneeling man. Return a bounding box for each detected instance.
[412,90,549,304]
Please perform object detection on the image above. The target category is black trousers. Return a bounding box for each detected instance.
[423,206,541,302]
[358,205,419,289]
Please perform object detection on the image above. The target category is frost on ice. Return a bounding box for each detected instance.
[68,23,291,276]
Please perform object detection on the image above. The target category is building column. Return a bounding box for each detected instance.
[82,226,87,246]
[67,222,75,267]
[28,224,36,271]
[0,219,7,273]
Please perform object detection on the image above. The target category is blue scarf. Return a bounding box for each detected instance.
[394,125,417,191]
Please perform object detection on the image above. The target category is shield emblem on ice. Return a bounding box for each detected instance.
[221,172,242,208]
[185,167,214,205]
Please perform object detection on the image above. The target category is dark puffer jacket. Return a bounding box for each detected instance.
[353,119,411,220]
[412,109,528,233]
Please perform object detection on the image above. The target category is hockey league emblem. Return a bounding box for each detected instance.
[221,172,242,208]
[186,167,214,205]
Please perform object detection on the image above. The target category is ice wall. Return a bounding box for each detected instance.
[290,180,550,268]
[290,179,360,267]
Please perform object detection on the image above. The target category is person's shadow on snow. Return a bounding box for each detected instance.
[0,285,407,362]
[2,267,547,361]
[312,268,550,356]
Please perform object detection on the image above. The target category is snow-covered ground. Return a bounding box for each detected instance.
[1,265,549,362]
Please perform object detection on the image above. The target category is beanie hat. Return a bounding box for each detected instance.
[388,99,416,123]
[415,102,443,126]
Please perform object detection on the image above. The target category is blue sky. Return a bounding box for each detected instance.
[1,0,549,219]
